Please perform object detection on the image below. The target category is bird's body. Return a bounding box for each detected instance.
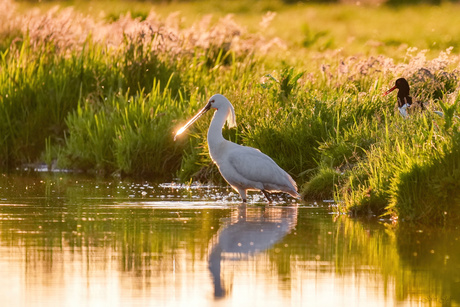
[175,94,299,202]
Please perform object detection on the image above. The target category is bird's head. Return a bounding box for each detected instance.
[395,78,410,93]
[207,94,236,128]
[383,77,410,96]
[206,94,229,110]
[174,94,236,141]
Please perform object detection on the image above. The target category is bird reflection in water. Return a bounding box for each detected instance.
[208,205,298,297]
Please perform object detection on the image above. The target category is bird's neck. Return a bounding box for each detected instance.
[398,92,412,107]
[207,107,229,156]
[398,88,410,97]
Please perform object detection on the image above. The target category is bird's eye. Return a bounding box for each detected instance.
[211,99,215,103]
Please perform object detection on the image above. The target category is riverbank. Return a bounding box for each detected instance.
[1,0,460,224]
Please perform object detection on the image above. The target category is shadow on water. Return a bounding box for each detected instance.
[0,172,459,306]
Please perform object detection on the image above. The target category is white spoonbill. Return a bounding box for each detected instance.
[174,94,300,203]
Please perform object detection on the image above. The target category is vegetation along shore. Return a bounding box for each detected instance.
[1,0,460,224]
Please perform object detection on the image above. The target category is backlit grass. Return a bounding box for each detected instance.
[1,0,460,224]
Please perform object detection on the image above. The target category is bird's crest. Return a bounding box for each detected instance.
[226,102,237,128]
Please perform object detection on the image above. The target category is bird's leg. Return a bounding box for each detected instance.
[237,188,247,203]
[262,190,272,203]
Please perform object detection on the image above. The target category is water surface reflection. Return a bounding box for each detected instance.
[209,205,297,297]
[0,173,459,306]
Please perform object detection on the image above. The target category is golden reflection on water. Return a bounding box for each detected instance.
[0,206,394,307]
[0,174,459,306]
[208,206,298,297]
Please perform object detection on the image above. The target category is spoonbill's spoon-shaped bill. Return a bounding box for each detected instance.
[174,101,211,141]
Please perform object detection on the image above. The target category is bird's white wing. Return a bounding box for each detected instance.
[226,144,296,189]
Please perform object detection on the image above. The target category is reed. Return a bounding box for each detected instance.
[1,0,460,223]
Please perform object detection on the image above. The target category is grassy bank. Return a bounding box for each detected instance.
[1,0,460,224]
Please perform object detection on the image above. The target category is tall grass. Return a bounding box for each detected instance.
[338,100,460,224]
[1,0,460,223]
[0,37,103,168]
[63,84,190,177]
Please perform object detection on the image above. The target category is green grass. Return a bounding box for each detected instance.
[2,0,460,224]
[63,85,190,177]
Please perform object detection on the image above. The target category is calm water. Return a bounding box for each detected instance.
[0,173,459,307]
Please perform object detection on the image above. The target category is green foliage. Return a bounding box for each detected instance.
[301,24,333,50]
[120,33,183,95]
[301,165,341,200]
[337,99,460,224]
[2,0,460,224]
[0,38,112,168]
[387,128,460,224]
[63,84,191,178]
[437,96,459,131]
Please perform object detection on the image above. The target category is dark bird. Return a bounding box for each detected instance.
[383,77,425,117]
